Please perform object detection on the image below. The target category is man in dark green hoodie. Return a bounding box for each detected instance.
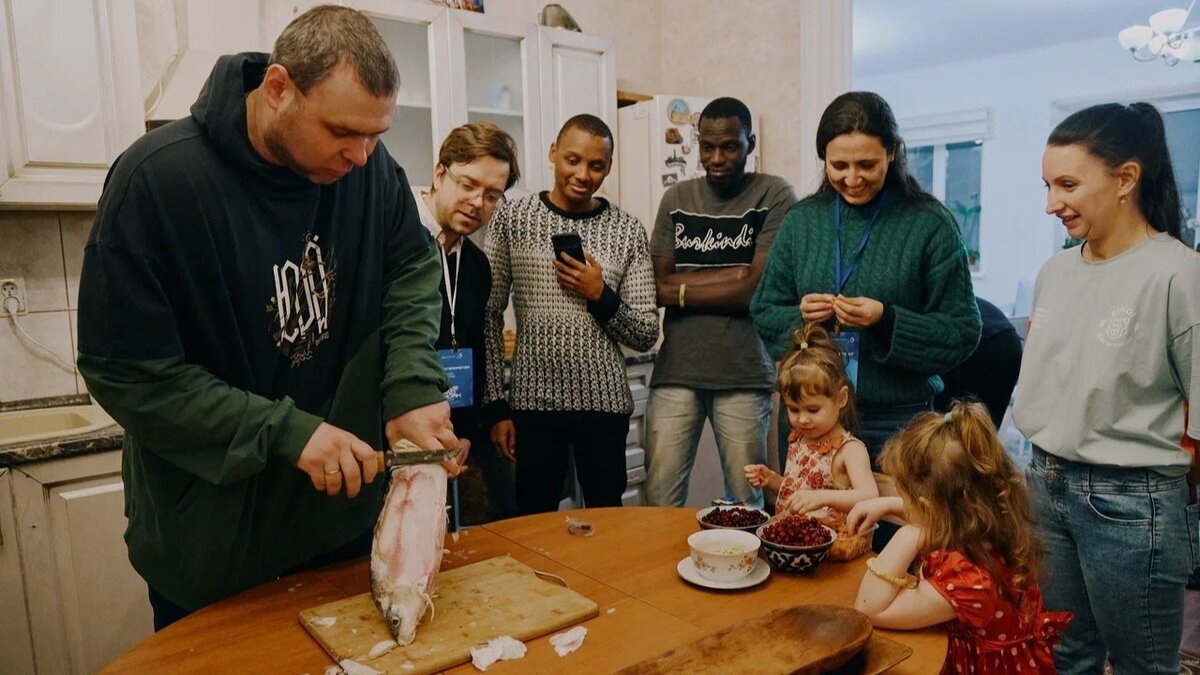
[76,5,466,630]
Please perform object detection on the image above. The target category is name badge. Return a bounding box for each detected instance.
[831,332,860,391]
[438,348,473,409]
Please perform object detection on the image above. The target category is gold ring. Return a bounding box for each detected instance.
[325,468,341,475]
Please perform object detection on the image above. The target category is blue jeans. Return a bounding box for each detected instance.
[1027,447,1200,675]
[644,386,770,508]
[857,402,932,469]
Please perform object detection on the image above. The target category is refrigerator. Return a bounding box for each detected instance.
[617,94,761,235]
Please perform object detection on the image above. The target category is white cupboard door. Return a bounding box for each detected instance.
[14,452,152,675]
[350,0,452,190]
[447,12,542,194]
[537,28,616,196]
[0,469,36,675]
[0,0,143,207]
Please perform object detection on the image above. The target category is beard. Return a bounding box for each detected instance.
[262,107,324,183]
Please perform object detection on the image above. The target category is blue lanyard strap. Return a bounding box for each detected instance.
[833,192,887,295]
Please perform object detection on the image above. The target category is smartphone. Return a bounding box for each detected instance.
[551,232,586,264]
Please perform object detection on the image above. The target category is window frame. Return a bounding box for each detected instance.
[899,107,993,277]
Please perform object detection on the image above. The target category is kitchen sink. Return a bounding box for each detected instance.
[0,405,116,445]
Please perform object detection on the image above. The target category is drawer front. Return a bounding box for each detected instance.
[625,445,645,469]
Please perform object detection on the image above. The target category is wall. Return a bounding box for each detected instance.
[856,36,1200,308]
[0,212,90,402]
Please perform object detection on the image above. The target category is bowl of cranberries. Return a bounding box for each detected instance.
[696,505,771,533]
[755,515,838,574]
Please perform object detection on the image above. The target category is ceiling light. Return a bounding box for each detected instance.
[1119,0,1198,65]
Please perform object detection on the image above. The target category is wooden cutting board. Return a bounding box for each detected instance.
[616,605,874,675]
[299,556,598,674]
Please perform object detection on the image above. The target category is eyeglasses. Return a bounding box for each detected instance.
[443,165,507,209]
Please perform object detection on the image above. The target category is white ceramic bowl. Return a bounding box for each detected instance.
[686,529,761,582]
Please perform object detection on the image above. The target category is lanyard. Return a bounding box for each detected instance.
[832,191,887,295]
[438,236,463,350]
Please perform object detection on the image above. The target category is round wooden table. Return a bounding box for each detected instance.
[103,507,947,674]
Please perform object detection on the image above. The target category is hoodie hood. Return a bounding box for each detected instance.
[190,52,313,194]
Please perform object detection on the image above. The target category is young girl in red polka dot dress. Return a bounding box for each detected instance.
[849,401,1072,674]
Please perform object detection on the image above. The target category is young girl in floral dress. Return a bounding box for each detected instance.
[744,323,878,560]
[849,401,1072,674]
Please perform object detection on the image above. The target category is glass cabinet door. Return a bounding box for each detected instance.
[449,14,541,192]
[350,0,450,187]
[369,16,435,180]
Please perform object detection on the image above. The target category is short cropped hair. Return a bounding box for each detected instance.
[556,114,613,145]
[270,5,399,97]
[699,97,752,135]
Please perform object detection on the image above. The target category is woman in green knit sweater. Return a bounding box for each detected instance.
[751,92,981,469]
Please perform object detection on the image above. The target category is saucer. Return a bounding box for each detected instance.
[676,555,770,590]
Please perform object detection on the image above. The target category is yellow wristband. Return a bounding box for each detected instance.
[679,283,686,308]
[865,557,918,590]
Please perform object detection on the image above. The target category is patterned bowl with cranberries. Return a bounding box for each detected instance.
[755,516,838,574]
[695,505,771,533]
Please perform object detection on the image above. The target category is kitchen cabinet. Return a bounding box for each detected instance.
[0,468,37,675]
[0,0,144,208]
[537,27,618,200]
[7,450,152,674]
[348,0,615,193]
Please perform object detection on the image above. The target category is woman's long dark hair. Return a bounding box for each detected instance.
[810,91,938,205]
[1048,102,1183,240]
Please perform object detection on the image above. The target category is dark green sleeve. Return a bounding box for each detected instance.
[872,208,982,373]
[78,353,322,484]
[380,166,448,420]
[750,206,803,361]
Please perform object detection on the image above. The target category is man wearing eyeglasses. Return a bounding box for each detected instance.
[412,122,521,523]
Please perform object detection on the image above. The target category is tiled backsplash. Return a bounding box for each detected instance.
[0,211,94,403]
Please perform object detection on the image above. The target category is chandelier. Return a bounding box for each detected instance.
[1118,0,1200,65]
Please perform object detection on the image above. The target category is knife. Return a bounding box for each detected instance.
[375,447,459,472]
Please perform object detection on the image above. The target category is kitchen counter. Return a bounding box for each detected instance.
[0,394,124,467]
[104,507,947,674]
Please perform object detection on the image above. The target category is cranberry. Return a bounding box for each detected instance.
[701,507,768,528]
[761,516,832,547]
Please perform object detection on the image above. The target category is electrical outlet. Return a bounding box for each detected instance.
[0,277,27,315]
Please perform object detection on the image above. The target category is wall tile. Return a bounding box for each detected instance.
[70,310,84,395]
[0,311,77,402]
[61,212,95,310]
[0,212,68,313]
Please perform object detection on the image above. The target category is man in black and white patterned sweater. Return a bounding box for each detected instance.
[482,114,659,514]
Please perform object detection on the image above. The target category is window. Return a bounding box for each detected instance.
[905,141,984,272]
[1163,108,1200,248]
[899,108,991,274]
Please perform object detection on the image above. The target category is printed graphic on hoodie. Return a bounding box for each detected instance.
[268,234,335,365]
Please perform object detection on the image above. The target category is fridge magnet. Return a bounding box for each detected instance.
[664,127,683,144]
[667,99,690,125]
[661,173,679,187]
[689,112,701,126]
[665,149,688,172]
[681,141,692,154]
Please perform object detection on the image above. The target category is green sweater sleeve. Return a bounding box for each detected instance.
[871,209,981,373]
[78,353,322,484]
[750,206,803,361]
[379,185,450,420]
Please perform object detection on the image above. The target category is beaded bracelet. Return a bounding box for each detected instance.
[866,557,918,590]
